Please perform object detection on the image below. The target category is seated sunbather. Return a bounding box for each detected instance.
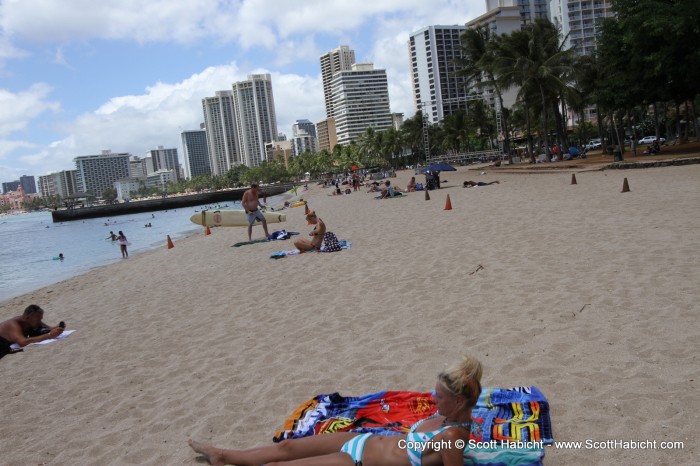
[405,176,417,192]
[463,180,500,188]
[189,355,483,466]
[293,212,326,251]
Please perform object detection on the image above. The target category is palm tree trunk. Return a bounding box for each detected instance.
[539,84,550,161]
[525,106,533,161]
[692,99,700,141]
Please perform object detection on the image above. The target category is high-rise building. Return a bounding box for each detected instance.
[2,181,20,193]
[468,1,524,35]
[293,119,317,139]
[549,0,614,55]
[180,128,211,179]
[146,146,180,181]
[331,63,393,145]
[202,91,239,176]
[19,175,37,194]
[392,113,404,130]
[129,156,147,179]
[38,170,78,198]
[320,45,356,119]
[409,25,469,124]
[74,150,131,197]
[231,74,279,167]
[291,119,318,156]
[316,118,337,153]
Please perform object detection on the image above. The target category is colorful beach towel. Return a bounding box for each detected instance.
[274,387,552,465]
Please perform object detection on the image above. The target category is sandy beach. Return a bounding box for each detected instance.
[2,163,698,465]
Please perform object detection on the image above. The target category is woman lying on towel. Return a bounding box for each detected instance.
[188,355,482,466]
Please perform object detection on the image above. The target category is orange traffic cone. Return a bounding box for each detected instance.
[205,226,211,236]
[571,174,577,185]
[621,178,630,193]
[425,189,430,200]
[167,235,174,249]
[444,194,452,210]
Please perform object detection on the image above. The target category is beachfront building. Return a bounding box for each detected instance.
[231,74,279,167]
[265,140,293,168]
[74,150,131,198]
[409,25,469,124]
[2,181,20,194]
[291,119,318,156]
[392,113,404,131]
[548,0,614,55]
[331,63,393,146]
[37,170,78,199]
[291,128,318,157]
[202,90,240,176]
[316,117,337,153]
[293,119,317,140]
[19,175,37,194]
[145,146,181,181]
[146,170,176,192]
[114,178,143,202]
[128,156,148,179]
[0,185,32,210]
[180,128,211,179]
[320,45,356,119]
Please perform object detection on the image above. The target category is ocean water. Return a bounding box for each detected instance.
[0,201,246,302]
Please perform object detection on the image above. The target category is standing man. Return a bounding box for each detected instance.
[0,304,64,359]
[241,183,270,241]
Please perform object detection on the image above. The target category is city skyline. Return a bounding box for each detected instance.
[0,1,486,183]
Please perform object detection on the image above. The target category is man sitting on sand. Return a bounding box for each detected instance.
[405,176,417,192]
[463,180,500,188]
[0,304,64,359]
[294,212,326,251]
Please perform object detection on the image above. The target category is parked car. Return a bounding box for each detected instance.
[584,139,602,151]
[638,136,666,145]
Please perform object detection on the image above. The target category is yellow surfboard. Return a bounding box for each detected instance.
[190,210,286,227]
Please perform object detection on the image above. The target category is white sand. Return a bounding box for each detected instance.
[1,164,698,465]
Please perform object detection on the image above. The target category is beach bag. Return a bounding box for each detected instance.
[321,232,342,252]
[415,183,424,191]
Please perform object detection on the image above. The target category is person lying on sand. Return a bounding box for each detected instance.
[189,355,483,466]
[0,304,64,359]
[463,180,500,188]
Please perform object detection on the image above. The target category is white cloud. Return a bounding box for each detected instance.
[0,83,60,136]
[0,139,35,159]
[11,63,324,174]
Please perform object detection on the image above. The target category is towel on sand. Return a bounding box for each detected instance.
[273,387,552,465]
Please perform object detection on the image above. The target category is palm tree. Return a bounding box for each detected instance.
[491,19,574,159]
[458,26,512,157]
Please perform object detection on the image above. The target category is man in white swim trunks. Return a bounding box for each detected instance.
[241,183,270,241]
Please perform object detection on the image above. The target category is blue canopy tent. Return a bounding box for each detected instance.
[422,163,456,190]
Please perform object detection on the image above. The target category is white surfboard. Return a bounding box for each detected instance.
[190,210,286,227]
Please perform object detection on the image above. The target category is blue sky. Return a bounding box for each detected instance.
[0,0,485,186]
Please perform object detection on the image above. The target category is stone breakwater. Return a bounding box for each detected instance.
[51,185,292,222]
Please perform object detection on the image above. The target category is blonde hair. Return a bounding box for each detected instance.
[438,355,483,408]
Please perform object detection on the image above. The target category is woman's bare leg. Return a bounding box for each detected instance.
[188,432,359,466]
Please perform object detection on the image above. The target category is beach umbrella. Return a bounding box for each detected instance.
[422,163,457,173]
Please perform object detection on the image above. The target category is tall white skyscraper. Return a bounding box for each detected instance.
[232,74,278,167]
[409,25,469,124]
[549,0,614,55]
[331,63,392,146]
[202,91,239,176]
[320,45,356,119]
